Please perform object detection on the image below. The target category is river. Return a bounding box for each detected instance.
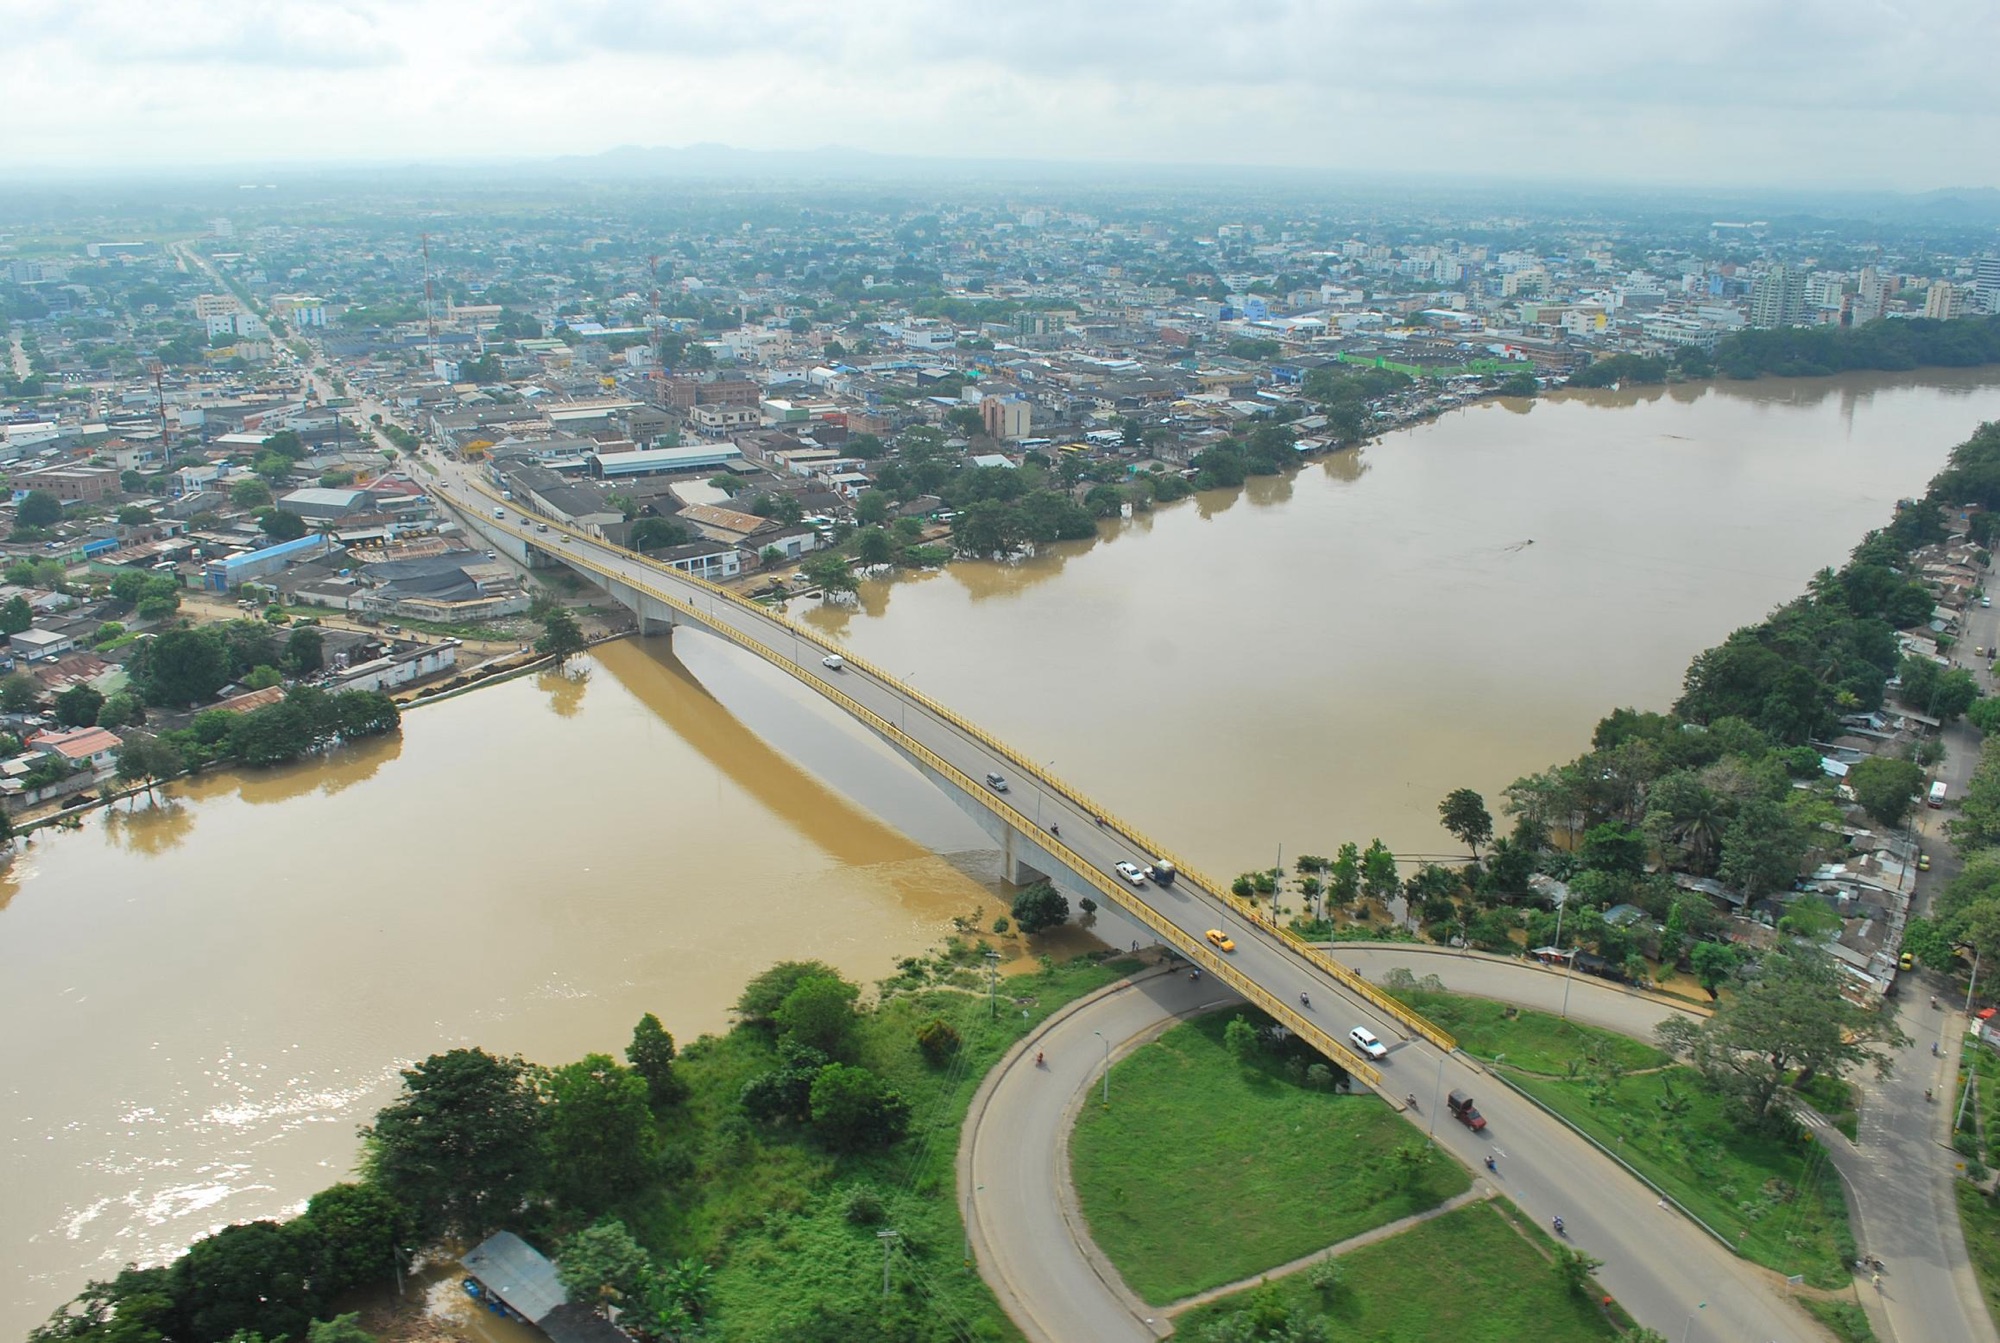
[6,368,2000,1333]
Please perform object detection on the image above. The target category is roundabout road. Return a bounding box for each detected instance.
[961,955,1831,1343]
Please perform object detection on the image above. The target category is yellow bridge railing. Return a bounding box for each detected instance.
[460,478,1447,1061]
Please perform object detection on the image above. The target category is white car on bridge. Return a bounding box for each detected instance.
[1113,861,1148,887]
[1348,1026,1389,1060]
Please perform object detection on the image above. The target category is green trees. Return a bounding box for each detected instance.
[217,687,398,766]
[257,508,308,541]
[1847,755,1926,828]
[1437,788,1492,856]
[808,1064,912,1150]
[536,606,587,669]
[626,1012,687,1108]
[735,960,842,1031]
[556,1220,652,1309]
[1900,654,1980,723]
[915,1017,961,1066]
[131,627,231,705]
[171,1221,316,1343]
[17,489,63,529]
[362,1048,547,1241]
[853,491,892,525]
[55,684,104,727]
[1657,944,1906,1126]
[1714,313,2000,382]
[1360,840,1399,904]
[1550,1244,1605,1296]
[300,1182,410,1303]
[545,1054,656,1215]
[854,526,896,565]
[0,594,32,634]
[286,626,324,675]
[627,516,694,552]
[1326,842,1361,910]
[801,552,858,597]
[116,736,186,800]
[230,478,274,509]
[776,974,862,1057]
[1011,880,1072,934]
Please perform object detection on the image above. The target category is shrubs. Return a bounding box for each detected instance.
[915,1016,961,1066]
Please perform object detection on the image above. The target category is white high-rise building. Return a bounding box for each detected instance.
[1926,282,1961,320]
[1974,255,2000,314]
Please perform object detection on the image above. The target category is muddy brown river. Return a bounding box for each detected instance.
[7,369,2000,1331]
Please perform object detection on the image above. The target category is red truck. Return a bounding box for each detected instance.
[1447,1091,1487,1132]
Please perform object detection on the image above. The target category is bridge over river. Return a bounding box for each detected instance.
[433,464,1825,1343]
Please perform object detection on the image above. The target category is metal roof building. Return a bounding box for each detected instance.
[587,445,743,479]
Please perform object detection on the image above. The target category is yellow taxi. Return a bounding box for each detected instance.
[1204,929,1236,953]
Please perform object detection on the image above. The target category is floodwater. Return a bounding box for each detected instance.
[7,368,2000,1333]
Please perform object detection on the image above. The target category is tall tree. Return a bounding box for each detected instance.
[362,1049,546,1241]
[808,1065,911,1151]
[170,1221,318,1343]
[1437,788,1493,856]
[1360,839,1399,903]
[1010,880,1071,934]
[545,1054,656,1216]
[1657,943,1906,1126]
[17,489,62,529]
[54,683,105,728]
[775,974,861,1058]
[1326,842,1361,910]
[556,1219,653,1310]
[536,607,588,670]
[1847,755,1926,829]
[626,1012,687,1108]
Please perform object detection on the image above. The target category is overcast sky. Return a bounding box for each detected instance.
[7,0,1999,190]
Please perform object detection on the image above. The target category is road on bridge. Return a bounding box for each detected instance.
[427,463,1822,1343]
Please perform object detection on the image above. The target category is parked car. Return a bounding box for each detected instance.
[984,772,1009,793]
[1204,928,1236,952]
[1114,861,1148,887]
[1919,852,1931,871]
[1348,1026,1388,1060]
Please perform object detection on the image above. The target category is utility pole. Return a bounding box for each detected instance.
[421,232,438,373]
[985,949,1000,1019]
[877,1228,899,1298]
[1094,1029,1110,1105]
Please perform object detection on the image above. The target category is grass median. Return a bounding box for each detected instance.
[1385,983,1668,1074]
[1507,1066,1853,1286]
[1378,979,1855,1286]
[1069,1008,1470,1304]
[1172,1199,1618,1343]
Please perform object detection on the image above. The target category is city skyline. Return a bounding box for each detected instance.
[8,0,2000,192]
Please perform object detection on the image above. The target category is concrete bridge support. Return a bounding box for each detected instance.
[906,755,1063,890]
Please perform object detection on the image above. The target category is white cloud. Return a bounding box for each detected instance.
[0,0,1995,188]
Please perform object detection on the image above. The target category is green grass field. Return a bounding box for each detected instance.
[1387,985,1668,1075]
[1173,1200,1618,1343]
[1510,1066,1854,1287]
[1958,1181,2000,1329]
[1069,1009,1470,1304]
[1802,1295,1879,1343]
